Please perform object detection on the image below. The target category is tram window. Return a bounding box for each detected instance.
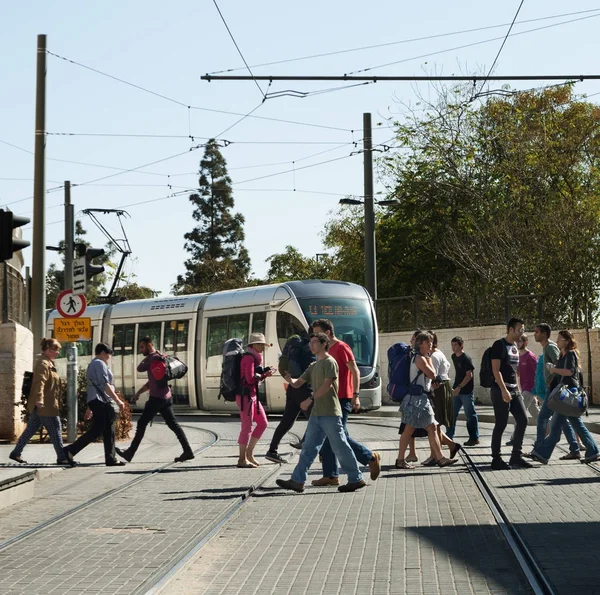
[164,320,189,352]
[206,316,228,358]
[138,322,161,351]
[276,311,307,350]
[113,324,135,355]
[229,314,250,344]
[251,311,266,335]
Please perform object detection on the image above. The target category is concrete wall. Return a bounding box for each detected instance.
[0,323,33,441]
[379,325,600,405]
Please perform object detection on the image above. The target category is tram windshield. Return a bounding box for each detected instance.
[297,298,376,367]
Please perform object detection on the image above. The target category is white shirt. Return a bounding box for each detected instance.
[430,350,451,381]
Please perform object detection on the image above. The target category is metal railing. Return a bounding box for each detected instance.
[375,293,590,332]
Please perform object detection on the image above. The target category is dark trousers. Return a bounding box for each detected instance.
[269,390,311,452]
[490,385,527,458]
[129,397,191,455]
[67,399,117,465]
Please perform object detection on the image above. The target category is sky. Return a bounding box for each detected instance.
[2,1,600,297]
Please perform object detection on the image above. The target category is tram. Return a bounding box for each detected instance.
[47,280,381,412]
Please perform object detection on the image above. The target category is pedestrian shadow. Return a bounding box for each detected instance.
[163,486,249,501]
[162,487,245,495]
[495,476,600,488]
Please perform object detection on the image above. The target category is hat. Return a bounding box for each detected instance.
[95,342,113,355]
[247,333,270,347]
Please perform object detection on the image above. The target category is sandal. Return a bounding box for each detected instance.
[395,459,415,469]
[560,452,581,460]
[422,457,437,467]
[437,457,458,468]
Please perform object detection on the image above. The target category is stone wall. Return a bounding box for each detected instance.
[379,325,599,405]
[0,323,33,441]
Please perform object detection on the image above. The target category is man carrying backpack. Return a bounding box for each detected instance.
[265,334,314,464]
[116,336,194,463]
[309,319,381,484]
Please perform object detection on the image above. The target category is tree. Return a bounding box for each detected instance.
[173,139,250,294]
[265,246,334,283]
[322,85,600,323]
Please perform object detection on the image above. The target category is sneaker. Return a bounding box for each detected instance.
[289,441,303,450]
[464,439,480,447]
[276,478,304,492]
[509,456,533,469]
[406,454,418,463]
[265,451,287,464]
[490,457,510,471]
[368,452,381,480]
[505,439,514,447]
[522,452,534,459]
[559,452,581,460]
[115,447,133,462]
[583,453,600,464]
[174,451,195,463]
[311,476,339,487]
[530,452,548,465]
[338,480,367,493]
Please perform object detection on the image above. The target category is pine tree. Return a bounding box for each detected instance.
[173,139,250,294]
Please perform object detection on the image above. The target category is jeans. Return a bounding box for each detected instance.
[490,386,527,458]
[534,413,599,462]
[12,409,66,461]
[446,393,479,440]
[291,415,362,484]
[269,389,311,452]
[321,399,372,478]
[128,397,191,456]
[534,395,579,453]
[67,399,118,464]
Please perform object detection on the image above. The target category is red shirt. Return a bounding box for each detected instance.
[329,341,355,399]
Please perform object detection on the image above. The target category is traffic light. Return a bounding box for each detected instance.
[0,209,31,262]
[85,247,105,280]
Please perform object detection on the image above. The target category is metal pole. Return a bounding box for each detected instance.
[64,181,78,442]
[363,112,376,300]
[2,262,8,324]
[25,266,31,328]
[31,34,47,354]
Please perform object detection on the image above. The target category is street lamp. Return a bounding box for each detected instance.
[338,196,400,300]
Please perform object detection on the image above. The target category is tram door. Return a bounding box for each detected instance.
[163,320,190,405]
[112,324,136,400]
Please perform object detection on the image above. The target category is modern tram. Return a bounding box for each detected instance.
[46,280,382,412]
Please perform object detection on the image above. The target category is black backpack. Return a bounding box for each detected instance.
[280,335,315,378]
[22,371,33,398]
[219,338,250,402]
[479,347,493,388]
[149,353,188,385]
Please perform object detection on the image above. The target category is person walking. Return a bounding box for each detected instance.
[506,333,538,446]
[64,343,126,467]
[531,330,600,464]
[235,333,272,468]
[446,337,480,446]
[428,333,461,465]
[308,319,381,484]
[528,323,580,459]
[276,332,366,493]
[490,318,532,470]
[10,338,71,466]
[116,336,194,463]
[396,332,456,469]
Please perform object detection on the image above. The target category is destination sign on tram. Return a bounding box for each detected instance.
[305,304,359,317]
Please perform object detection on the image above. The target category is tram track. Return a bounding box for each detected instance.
[0,427,219,553]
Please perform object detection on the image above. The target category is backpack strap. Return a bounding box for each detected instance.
[409,354,423,386]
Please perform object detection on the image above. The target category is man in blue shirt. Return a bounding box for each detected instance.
[64,343,126,466]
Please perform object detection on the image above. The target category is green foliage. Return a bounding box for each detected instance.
[265,246,334,283]
[324,85,600,322]
[174,139,250,294]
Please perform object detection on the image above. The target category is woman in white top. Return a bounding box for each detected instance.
[396,332,457,469]
[428,334,461,465]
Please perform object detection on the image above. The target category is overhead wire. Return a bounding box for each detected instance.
[207,8,600,74]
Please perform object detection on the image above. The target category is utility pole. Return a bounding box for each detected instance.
[64,181,78,442]
[363,112,377,301]
[31,34,47,351]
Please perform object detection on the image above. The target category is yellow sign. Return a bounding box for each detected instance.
[53,317,92,342]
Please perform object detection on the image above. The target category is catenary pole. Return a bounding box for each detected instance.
[363,113,376,301]
[31,34,47,353]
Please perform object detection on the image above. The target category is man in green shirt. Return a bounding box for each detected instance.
[276,333,365,494]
